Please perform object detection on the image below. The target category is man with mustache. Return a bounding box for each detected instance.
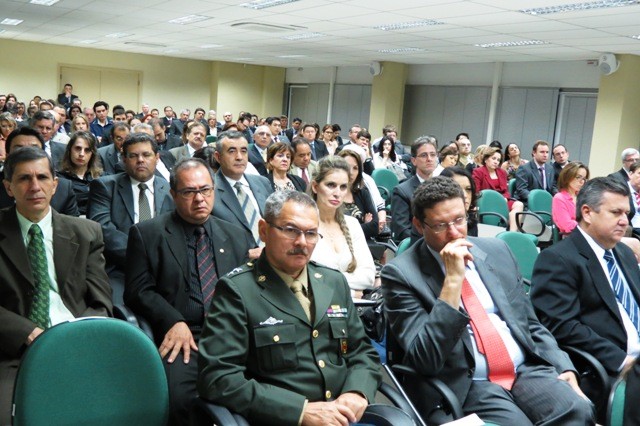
[198,190,382,425]
[125,158,252,426]
[87,132,174,304]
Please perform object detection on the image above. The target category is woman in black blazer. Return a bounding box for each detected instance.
[265,142,306,192]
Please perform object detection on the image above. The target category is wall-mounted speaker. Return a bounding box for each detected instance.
[369,61,383,76]
[598,53,619,75]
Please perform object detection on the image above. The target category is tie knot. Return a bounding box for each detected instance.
[290,280,304,293]
[194,226,206,237]
[538,166,544,171]
[139,183,148,191]
[604,250,614,262]
[28,224,43,238]
[234,181,243,191]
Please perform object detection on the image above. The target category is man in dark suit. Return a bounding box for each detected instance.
[285,117,301,142]
[301,123,329,161]
[125,158,252,426]
[198,190,381,425]
[552,144,570,180]
[97,122,130,175]
[531,177,640,397]
[169,109,190,137]
[56,83,78,110]
[162,105,175,129]
[149,118,182,152]
[249,124,272,176]
[30,110,66,170]
[212,131,273,258]
[608,148,640,183]
[391,136,438,244]
[514,140,558,203]
[0,147,112,424]
[0,127,79,216]
[266,116,289,144]
[382,176,592,425]
[87,133,174,303]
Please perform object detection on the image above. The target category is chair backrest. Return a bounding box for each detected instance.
[396,237,412,256]
[13,317,169,426]
[528,189,553,223]
[607,378,626,426]
[372,169,400,195]
[496,231,539,282]
[508,178,516,197]
[477,190,509,227]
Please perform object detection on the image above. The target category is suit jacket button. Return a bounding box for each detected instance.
[318,360,325,368]
[273,335,280,343]
[312,330,319,338]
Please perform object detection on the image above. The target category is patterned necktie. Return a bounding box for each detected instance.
[234,181,261,244]
[460,277,516,390]
[290,279,311,321]
[27,224,51,329]
[604,250,640,334]
[138,183,152,222]
[301,168,309,184]
[194,226,217,307]
[538,166,546,190]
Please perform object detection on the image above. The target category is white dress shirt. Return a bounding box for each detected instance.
[130,175,156,223]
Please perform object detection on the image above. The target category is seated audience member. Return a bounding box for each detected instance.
[473,146,524,231]
[391,136,438,244]
[87,133,174,302]
[466,144,486,173]
[212,131,273,257]
[320,123,339,156]
[290,138,317,184]
[339,150,379,239]
[170,121,207,162]
[97,122,130,175]
[609,148,640,184]
[353,129,375,175]
[432,144,459,177]
[552,162,589,236]
[440,166,479,237]
[192,146,219,173]
[197,190,382,425]
[455,134,473,167]
[0,127,79,216]
[57,131,103,216]
[265,142,306,192]
[130,123,175,181]
[531,177,640,418]
[248,124,272,176]
[501,143,528,180]
[382,176,593,425]
[514,140,558,203]
[70,112,90,133]
[149,118,182,152]
[373,136,408,179]
[309,156,376,296]
[0,147,112,424]
[372,125,405,156]
[628,161,640,237]
[301,122,329,160]
[125,158,252,426]
[30,110,66,169]
[89,100,113,143]
[0,112,17,162]
[552,144,571,180]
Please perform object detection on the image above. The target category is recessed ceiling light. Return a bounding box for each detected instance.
[30,0,60,5]
[200,44,222,49]
[124,41,167,48]
[164,49,179,53]
[282,32,327,40]
[520,0,640,15]
[1,18,24,26]
[475,40,548,48]
[632,34,640,40]
[236,57,255,61]
[240,0,299,10]
[168,15,211,25]
[277,54,306,58]
[377,47,425,54]
[105,32,132,38]
[79,39,98,44]
[374,20,443,31]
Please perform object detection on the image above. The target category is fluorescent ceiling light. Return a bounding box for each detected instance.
[1,18,24,26]
[105,32,132,38]
[374,20,443,31]
[475,40,548,48]
[124,41,167,48]
[236,57,255,61]
[377,47,425,53]
[168,15,211,25]
[278,54,306,58]
[520,0,640,15]
[79,39,98,44]
[632,34,640,40]
[30,0,60,5]
[200,44,222,49]
[282,32,327,40]
[240,0,299,10]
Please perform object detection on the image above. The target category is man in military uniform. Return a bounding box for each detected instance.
[197,190,381,426]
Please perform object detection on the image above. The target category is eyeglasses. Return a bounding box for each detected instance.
[422,215,467,234]
[268,222,323,243]
[416,152,437,159]
[175,186,214,199]
[125,152,155,160]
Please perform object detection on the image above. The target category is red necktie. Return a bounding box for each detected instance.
[301,168,309,184]
[460,278,516,390]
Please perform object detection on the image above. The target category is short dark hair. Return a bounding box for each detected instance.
[411,135,438,158]
[576,176,629,222]
[4,146,53,182]
[412,176,464,223]
[122,132,158,155]
[6,127,45,153]
[170,158,215,191]
[291,138,311,153]
[93,100,109,112]
[265,116,281,125]
[110,121,131,138]
[532,140,549,152]
[292,117,302,124]
[455,133,469,141]
[356,129,371,140]
[264,190,318,224]
[192,146,219,172]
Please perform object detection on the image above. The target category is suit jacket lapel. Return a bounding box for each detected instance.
[614,245,640,312]
[309,264,334,327]
[206,218,231,274]
[0,208,34,285]
[165,213,189,283]
[153,178,169,215]
[215,172,249,228]
[117,175,135,223]
[51,211,78,292]
[247,175,267,216]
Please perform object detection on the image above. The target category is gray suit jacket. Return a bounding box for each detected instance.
[382,237,574,405]
[212,171,273,245]
[514,160,558,202]
[169,145,190,162]
[97,144,122,175]
[390,175,421,243]
[87,174,174,269]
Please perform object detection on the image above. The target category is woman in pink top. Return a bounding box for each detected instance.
[552,162,589,235]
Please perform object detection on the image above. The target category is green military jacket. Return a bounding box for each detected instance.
[197,254,381,425]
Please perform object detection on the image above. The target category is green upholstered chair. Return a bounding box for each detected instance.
[508,178,516,198]
[496,231,539,293]
[372,168,400,211]
[396,237,413,256]
[477,189,509,228]
[606,377,626,426]
[12,317,169,426]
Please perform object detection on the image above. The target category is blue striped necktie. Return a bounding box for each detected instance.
[604,250,640,335]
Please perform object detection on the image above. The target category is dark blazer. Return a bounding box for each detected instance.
[212,171,273,245]
[285,128,297,142]
[124,212,252,344]
[390,175,421,243]
[0,207,112,360]
[265,173,306,192]
[197,255,382,424]
[169,119,187,136]
[49,141,66,170]
[86,174,174,269]
[309,139,329,161]
[248,144,269,177]
[0,172,79,217]
[162,117,173,129]
[608,168,629,184]
[97,144,122,175]
[382,238,574,406]
[530,229,640,374]
[514,160,557,202]
[158,134,182,151]
[56,93,78,109]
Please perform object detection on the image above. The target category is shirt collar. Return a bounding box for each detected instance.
[16,207,53,242]
[272,264,309,288]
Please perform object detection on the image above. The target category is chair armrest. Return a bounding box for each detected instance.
[478,212,508,228]
[112,304,154,341]
[190,398,250,426]
[515,211,546,236]
[562,345,610,409]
